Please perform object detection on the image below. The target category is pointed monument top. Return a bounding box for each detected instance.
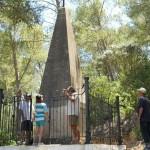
[63,0,65,7]
[57,0,65,8]
[40,6,81,102]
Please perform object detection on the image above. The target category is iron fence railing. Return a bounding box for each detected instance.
[85,77,123,145]
[0,97,17,145]
[0,77,123,146]
[45,91,86,144]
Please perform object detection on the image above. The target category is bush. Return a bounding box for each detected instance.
[132,125,142,141]
[0,130,16,146]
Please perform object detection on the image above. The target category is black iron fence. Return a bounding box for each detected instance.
[0,96,33,146]
[44,88,86,144]
[0,97,18,145]
[0,90,86,145]
[88,95,122,144]
[0,77,123,146]
[84,77,123,145]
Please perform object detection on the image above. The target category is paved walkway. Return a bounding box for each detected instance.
[0,144,126,150]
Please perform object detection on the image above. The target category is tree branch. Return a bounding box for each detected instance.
[19,57,32,82]
[19,39,50,43]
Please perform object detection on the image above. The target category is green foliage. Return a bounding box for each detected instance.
[0,0,40,26]
[74,0,107,53]
[0,0,47,95]
[132,125,142,140]
[0,24,47,95]
[74,0,150,117]
[0,130,16,146]
[119,0,150,45]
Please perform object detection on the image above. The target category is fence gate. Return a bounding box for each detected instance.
[84,77,122,145]
[90,95,123,144]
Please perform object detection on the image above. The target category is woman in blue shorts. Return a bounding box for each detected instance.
[33,95,48,144]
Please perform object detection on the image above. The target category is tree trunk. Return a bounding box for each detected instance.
[10,27,20,91]
[12,45,20,91]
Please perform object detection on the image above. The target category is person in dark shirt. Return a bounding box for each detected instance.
[137,87,150,150]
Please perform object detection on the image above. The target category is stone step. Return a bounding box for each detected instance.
[0,144,126,150]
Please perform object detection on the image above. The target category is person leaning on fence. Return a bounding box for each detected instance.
[19,93,33,145]
[137,87,150,150]
[33,95,48,145]
[64,86,80,144]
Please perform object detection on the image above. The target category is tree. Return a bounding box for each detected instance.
[74,0,117,79]
[119,0,150,45]
[0,0,46,94]
[73,0,150,115]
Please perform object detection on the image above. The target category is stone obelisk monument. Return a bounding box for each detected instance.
[40,7,81,101]
[40,7,83,141]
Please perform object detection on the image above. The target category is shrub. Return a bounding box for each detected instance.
[0,130,16,146]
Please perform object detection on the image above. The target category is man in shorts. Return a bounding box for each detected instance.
[64,86,80,144]
[19,94,33,145]
[137,87,150,150]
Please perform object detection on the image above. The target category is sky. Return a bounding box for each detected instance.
[103,0,131,28]
[40,0,131,31]
[38,0,131,52]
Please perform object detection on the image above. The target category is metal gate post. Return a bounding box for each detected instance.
[29,96,33,143]
[0,89,4,125]
[116,96,122,145]
[84,77,91,144]
[12,96,16,139]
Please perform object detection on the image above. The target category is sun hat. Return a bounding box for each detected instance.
[137,87,146,93]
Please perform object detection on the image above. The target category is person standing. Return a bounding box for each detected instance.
[33,95,48,145]
[64,86,80,144]
[19,94,33,145]
[137,87,150,150]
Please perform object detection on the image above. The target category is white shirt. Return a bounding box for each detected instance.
[19,100,31,121]
[67,92,79,116]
